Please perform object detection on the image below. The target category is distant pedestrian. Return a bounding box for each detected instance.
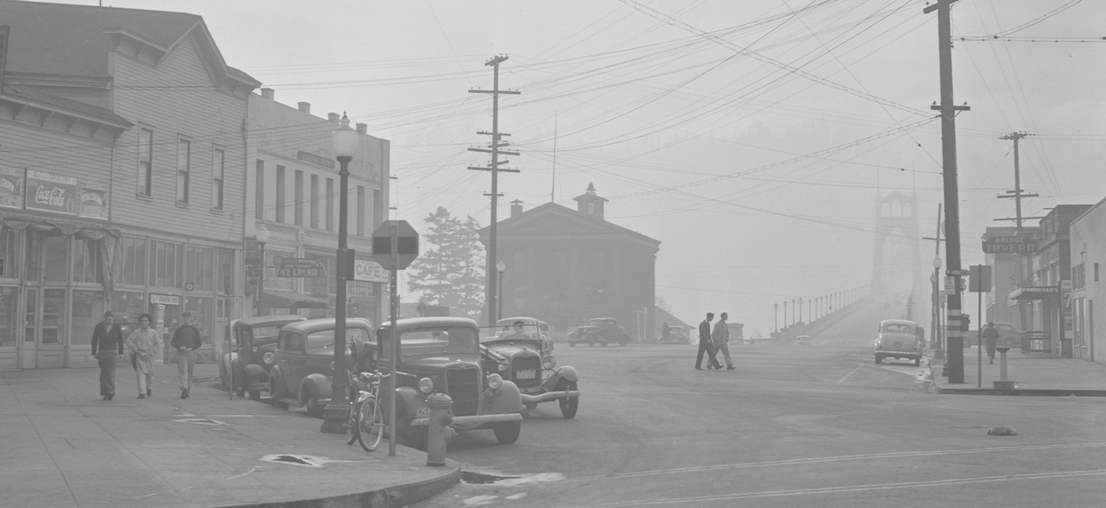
[713,312,736,370]
[126,313,162,399]
[90,311,124,400]
[662,322,670,342]
[171,311,203,399]
[695,313,722,370]
[982,322,999,364]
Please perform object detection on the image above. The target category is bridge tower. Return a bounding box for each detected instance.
[872,189,924,299]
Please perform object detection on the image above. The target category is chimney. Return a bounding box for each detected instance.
[328,112,340,123]
[297,102,311,114]
[510,199,524,218]
[356,123,367,134]
[260,88,274,100]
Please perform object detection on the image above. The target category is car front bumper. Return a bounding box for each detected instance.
[520,389,581,404]
[411,412,523,430]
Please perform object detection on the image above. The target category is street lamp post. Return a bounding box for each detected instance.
[932,257,945,360]
[254,224,270,316]
[321,113,359,434]
[496,260,506,319]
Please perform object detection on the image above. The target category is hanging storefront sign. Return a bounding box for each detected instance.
[24,169,78,216]
[0,167,24,210]
[353,258,388,283]
[150,294,181,306]
[78,185,109,220]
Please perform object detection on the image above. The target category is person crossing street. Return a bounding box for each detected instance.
[713,312,736,370]
[695,313,722,370]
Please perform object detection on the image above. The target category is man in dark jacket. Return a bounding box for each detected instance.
[91,311,124,400]
[695,313,722,370]
[171,311,204,398]
[982,322,1000,364]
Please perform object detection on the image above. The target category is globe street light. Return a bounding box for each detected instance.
[496,260,506,318]
[254,224,270,315]
[321,113,359,434]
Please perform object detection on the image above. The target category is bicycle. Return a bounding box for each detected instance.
[346,370,387,452]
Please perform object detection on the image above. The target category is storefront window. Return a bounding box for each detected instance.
[111,291,147,332]
[72,238,104,284]
[43,235,69,283]
[150,240,184,288]
[42,288,67,344]
[0,287,17,348]
[185,296,212,346]
[218,248,234,294]
[0,229,19,279]
[70,290,105,346]
[185,245,214,291]
[119,236,147,286]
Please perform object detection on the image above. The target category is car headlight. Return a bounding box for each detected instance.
[498,362,509,371]
[418,377,434,394]
[262,352,275,365]
[486,373,503,390]
[251,347,258,353]
[542,356,556,369]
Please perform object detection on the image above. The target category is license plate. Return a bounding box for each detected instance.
[516,369,537,379]
[416,407,431,418]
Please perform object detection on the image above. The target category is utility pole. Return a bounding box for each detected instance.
[996,132,1040,229]
[469,55,520,326]
[923,203,945,360]
[925,0,968,383]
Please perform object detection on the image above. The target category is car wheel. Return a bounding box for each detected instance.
[558,381,578,419]
[493,419,522,444]
[304,388,324,419]
[874,355,882,364]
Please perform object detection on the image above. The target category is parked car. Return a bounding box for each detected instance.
[378,317,525,447]
[484,319,580,418]
[221,315,306,400]
[962,322,1022,349]
[874,319,924,366]
[566,317,631,347]
[268,318,375,418]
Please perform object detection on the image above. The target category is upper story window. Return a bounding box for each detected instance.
[138,127,153,196]
[275,165,286,223]
[310,175,320,229]
[177,138,191,203]
[294,170,304,226]
[212,147,225,210]
[255,160,265,220]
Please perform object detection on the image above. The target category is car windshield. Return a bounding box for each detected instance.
[489,322,540,341]
[306,328,371,350]
[378,326,479,357]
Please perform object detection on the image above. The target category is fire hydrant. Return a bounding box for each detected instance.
[425,393,453,467]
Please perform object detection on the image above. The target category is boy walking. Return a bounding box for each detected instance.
[171,311,203,399]
[91,311,124,400]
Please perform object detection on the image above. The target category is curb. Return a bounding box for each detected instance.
[935,386,1106,397]
[224,463,461,508]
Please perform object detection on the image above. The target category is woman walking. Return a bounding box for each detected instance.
[126,314,163,399]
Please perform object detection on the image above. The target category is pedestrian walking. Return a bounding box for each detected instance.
[171,311,203,399]
[982,322,999,365]
[713,312,736,370]
[126,313,162,399]
[695,313,722,370]
[90,311,124,400]
[662,322,670,342]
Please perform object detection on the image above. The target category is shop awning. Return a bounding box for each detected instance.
[1009,286,1060,302]
[260,291,329,311]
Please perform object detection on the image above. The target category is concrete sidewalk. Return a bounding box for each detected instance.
[0,362,459,508]
[930,347,1106,396]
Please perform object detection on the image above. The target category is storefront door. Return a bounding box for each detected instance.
[22,287,66,369]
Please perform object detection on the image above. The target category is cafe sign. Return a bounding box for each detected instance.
[24,169,78,216]
[353,259,388,283]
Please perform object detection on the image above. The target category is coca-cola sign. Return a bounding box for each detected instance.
[24,169,78,216]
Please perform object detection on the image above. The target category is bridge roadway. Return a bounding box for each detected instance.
[413,293,1106,508]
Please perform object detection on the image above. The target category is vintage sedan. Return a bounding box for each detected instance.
[566,317,631,347]
[874,319,924,366]
[221,315,305,400]
[378,317,524,447]
[484,318,580,418]
[268,318,375,418]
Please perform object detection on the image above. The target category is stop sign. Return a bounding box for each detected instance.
[371,220,419,270]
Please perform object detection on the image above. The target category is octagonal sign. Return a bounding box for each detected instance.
[372,220,419,270]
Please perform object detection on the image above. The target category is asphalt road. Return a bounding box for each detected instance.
[412,295,1106,508]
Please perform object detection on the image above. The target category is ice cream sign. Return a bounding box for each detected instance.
[25,169,78,215]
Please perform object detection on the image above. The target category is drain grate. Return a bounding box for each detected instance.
[461,471,519,484]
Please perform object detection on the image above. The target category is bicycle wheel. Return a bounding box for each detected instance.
[357,395,384,452]
[346,402,360,445]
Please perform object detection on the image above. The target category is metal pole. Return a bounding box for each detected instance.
[978,285,983,387]
[321,155,352,433]
[388,221,398,456]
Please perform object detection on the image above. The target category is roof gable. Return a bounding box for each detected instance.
[479,202,660,250]
[0,1,257,87]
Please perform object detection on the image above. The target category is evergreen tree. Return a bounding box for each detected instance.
[406,207,486,318]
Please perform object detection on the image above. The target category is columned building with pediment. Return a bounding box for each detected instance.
[479,184,660,339]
